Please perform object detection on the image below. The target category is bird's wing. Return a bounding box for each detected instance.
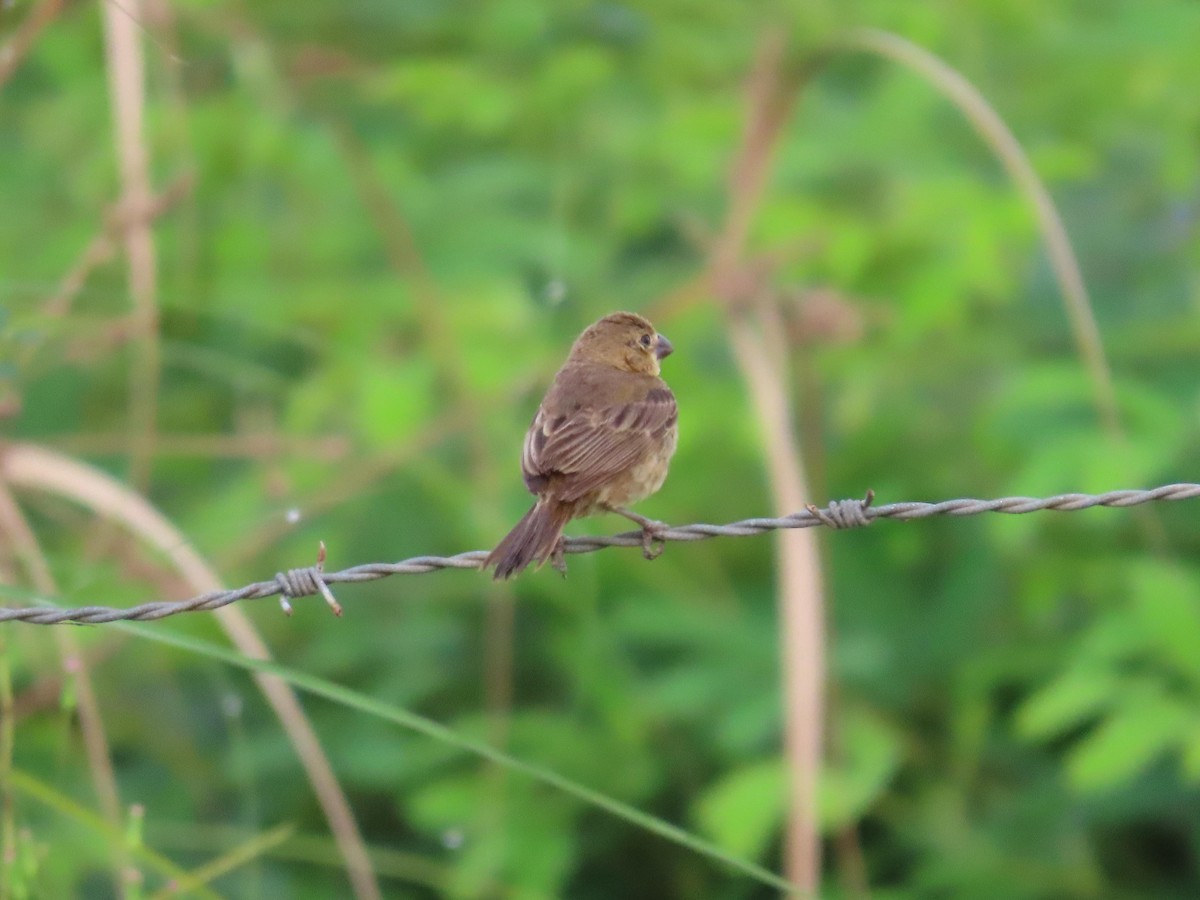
[522,386,677,501]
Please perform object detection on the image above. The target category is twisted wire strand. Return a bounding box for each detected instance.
[3,483,1198,625]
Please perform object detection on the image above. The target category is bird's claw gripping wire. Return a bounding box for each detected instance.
[550,539,568,577]
[638,521,668,560]
[604,505,668,560]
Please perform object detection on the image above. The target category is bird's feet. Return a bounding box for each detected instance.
[550,538,568,577]
[606,506,669,561]
[639,522,667,560]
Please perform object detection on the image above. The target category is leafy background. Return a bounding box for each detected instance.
[3,0,1200,897]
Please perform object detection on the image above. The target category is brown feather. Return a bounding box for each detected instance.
[485,499,576,580]
[522,365,676,503]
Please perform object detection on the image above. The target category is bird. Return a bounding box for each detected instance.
[484,311,678,580]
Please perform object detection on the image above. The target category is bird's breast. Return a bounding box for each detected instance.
[593,421,678,509]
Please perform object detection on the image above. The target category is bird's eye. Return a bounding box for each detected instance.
[639,334,653,349]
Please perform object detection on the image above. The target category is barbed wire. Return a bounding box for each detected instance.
[2,483,1198,626]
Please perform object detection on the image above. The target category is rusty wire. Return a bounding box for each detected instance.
[2,483,1198,625]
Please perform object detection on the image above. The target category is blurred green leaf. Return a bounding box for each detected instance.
[1066,690,1192,791]
[819,708,901,829]
[1016,669,1119,741]
[1182,725,1200,783]
[695,759,784,861]
[1127,559,1200,686]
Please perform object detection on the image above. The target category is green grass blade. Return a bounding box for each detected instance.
[115,620,800,894]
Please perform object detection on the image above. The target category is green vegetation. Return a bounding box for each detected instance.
[3,0,1200,896]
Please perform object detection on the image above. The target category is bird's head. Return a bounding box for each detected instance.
[568,311,673,376]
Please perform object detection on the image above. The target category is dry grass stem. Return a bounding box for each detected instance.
[0,481,129,897]
[102,0,161,491]
[706,31,824,893]
[0,0,64,90]
[843,29,1173,551]
[0,444,383,900]
[845,28,1119,437]
[43,175,194,321]
[727,316,825,890]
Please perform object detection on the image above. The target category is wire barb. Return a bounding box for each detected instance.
[273,542,342,618]
[806,490,874,529]
[2,483,1199,626]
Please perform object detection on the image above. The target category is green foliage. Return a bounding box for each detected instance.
[4,0,1200,896]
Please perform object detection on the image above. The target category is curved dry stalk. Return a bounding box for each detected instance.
[844,28,1120,438]
[0,481,131,897]
[0,444,382,900]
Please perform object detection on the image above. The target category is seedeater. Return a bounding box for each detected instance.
[485,312,678,579]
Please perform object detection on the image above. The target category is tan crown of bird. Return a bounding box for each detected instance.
[485,311,678,579]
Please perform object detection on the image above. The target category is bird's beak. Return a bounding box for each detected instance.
[655,334,674,360]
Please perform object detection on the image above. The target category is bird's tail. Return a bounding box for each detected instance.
[485,500,574,580]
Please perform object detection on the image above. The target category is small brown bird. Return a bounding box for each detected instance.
[485,311,678,579]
